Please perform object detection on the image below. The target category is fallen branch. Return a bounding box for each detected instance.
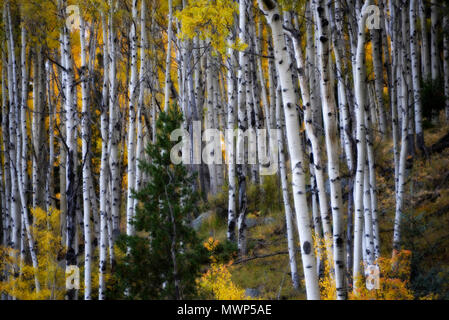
[234,250,299,265]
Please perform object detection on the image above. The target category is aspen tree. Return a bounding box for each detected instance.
[236,0,249,254]
[393,1,411,258]
[275,85,299,290]
[80,14,92,300]
[353,0,371,290]
[259,0,320,300]
[126,0,138,237]
[314,0,346,299]
[226,33,237,242]
[285,23,332,271]
[108,0,120,246]
[60,0,78,300]
[430,0,440,81]
[164,0,174,109]
[410,0,425,152]
[444,13,449,122]
[419,0,430,80]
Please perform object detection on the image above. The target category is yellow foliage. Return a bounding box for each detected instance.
[0,207,65,300]
[176,0,238,56]
[314,231,416,300]
[349,250,415,300]
[314,235,337,300]
[197,237,248,300]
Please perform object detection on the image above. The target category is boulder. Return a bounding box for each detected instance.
[191,211,213,231]
[245,288,261,298]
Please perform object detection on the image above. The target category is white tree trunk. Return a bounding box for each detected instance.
[61,0,78,299]
[275,85,299,290]
[80,15,92,300]
[259,0,320,300]
[286,26,332,270]
[135,0,147,196]
[393,9,411,258]
[410,0,425,151]
[353,0,371,290]
[126,0,138,237]
[164,0,174,109]
[236,0,248,255]
[314,0,346,299]
[108,0,120,245]
[99,12,109,301]
[4,1,20,254]
[226,37,237,242]
[371,29,387,137]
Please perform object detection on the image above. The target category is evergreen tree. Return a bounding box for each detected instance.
[114,106,206,300]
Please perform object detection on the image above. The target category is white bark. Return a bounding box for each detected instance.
[99,12,109,300]
[353,0,371,290]
[164,0,174,109]
[126,0,138,237]
[259,0,320,300]
[363,163,374,265]
[108,0,120,243]
[371,28,387,137]
[62,0,78,298]
[286,25,332,270]
[135,0,147,196]
[5,1,20,253]
[236,0,248,255]
[393,6,411,257]
[275,85,299,290]
[80,15,92,300]
[410,0,425,151]
[314,0,346,299]
[226,37,237,242]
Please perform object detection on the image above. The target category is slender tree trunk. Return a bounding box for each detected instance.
[275,85,299,290]
[444,13,449,122]
[286,25,332,272]
[108,0,120,250]
[371,28,387,138]
[164,0,174,109]
[126,0,138,238]
[410,0,425,152]
[353,0,371,291]
[5,0,20,255]
[61,0,78,300]
[236,0,248,255]
[99,12,109,300]
[314,0,346,299]
[259,0,320,300]
[430,0,440,81]
[80,15,92,300]
[226,34,237,242]
[419,0,430,80]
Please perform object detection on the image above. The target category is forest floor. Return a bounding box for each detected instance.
[198,124,449,300]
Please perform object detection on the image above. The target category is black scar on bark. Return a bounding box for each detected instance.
[273,14,280,22]
[336,237,343,248]
[303,241,311,255]
[262,0,276,10]
[317,7,324,15]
